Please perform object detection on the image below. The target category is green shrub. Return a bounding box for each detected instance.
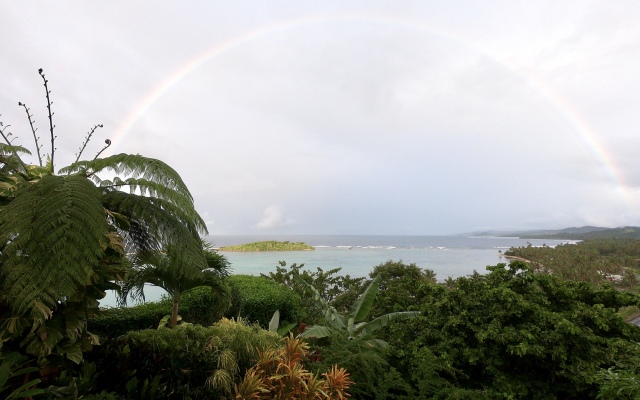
[263,261,365,324]
[82,393,125,400]
[89,301,172,337]
[91,275,297,338]
[225,275,301,327]
[92,319,281,399]
[90,285,230,338]
[391,263,640,398]
[178,285,230,325]
[309,338,413,399]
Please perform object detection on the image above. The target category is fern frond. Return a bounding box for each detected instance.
[99,177,206,233]
[101,190,206,256]
[0,175,109,323]
[60,153,194,202]
[0,143,31,157]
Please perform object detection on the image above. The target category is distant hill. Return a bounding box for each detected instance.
[473,226,640,240]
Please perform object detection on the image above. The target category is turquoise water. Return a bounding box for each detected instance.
[100,235,575,307]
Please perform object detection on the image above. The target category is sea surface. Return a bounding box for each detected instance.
[100,235,577,307]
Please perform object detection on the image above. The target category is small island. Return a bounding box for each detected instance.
[218,240,315,252]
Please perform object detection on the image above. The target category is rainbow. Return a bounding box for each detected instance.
[111,13,633,206]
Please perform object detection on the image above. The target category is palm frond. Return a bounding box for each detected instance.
[118,245,228,307]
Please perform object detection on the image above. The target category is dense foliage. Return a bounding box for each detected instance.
[263,261,365,324]
[296,273,420,347]
[233,334,352,399]
[520,226,640,240]
[333,260,437,318]
[90,285,231,337]
[505,239,640,289]
[219,240,314,251]
[389,262,640,399]
[308,336,413,399]
[91,319,281,399]
[226,275,302,327]
[119,242,231,327]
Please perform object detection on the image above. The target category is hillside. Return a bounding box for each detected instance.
[474,226,640,240]
[521,226,640,240]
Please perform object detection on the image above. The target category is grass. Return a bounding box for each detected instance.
[618,306,640,322]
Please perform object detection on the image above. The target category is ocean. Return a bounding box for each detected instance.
[99,235,576,307]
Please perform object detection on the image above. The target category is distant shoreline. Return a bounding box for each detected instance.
[500,254,531,263]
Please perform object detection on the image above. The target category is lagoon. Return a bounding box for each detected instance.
[100,235,576,307]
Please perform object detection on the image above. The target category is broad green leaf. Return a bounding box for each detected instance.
[350,274,381,323]
[354,311,421,336]
[364,339,389,349]
[299,325,336,339]
[65,344,84,364]
[277,321,298,336]
[158,315,171,329]
[294,274,345,329]
[269,310,280,333]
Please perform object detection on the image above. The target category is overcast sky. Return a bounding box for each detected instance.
[2,1,640,235]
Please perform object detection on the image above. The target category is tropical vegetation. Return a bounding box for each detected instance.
[219,240,314,252]
[295,273,420,347]
[232,334,352,399]
[119,241,231,328]
[504,238,640,290]
[3,72,640,399]
[387,262,640,398]
[0,70,212,397]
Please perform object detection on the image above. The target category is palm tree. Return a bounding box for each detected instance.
[0,69,207,360]
[295,274,420,348]
[120,242,231,328]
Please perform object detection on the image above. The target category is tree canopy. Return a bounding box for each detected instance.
[390,262,640,399]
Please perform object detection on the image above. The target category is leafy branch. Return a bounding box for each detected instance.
[0,117,29,174]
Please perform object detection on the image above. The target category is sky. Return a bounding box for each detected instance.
[1,1,640,235]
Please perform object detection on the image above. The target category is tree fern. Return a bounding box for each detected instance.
[60,153,195,203]
[102,190,205,262]
[0,175,108,320]
[0,71,209,365]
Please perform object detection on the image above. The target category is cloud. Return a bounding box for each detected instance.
[256,206,292,230]
[3,1,640,234]
[198,211,215,229]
